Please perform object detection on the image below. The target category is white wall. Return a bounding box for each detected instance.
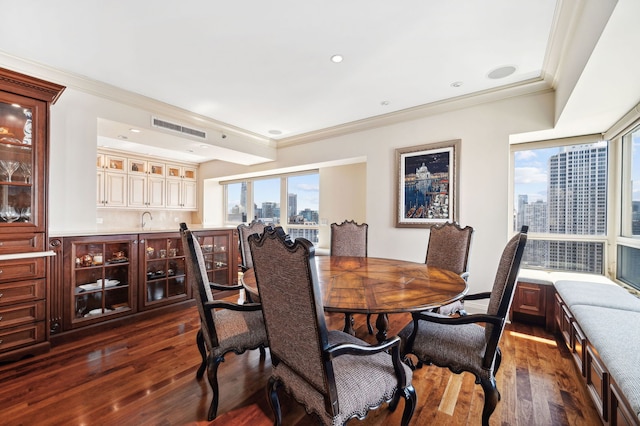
[318,162,367,249]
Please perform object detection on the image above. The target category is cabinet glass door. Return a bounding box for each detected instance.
[198,233,231,285]
[0,98,39,229]
[72,240,134,323]
[142,234,187,309]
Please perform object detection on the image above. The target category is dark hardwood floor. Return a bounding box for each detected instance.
[0,303,602,425]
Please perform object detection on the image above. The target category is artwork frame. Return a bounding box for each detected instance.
[395,139,460,228]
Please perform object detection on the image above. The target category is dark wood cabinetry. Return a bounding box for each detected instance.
[62,234,138,330]
[48,228,238,341]
[139,232,188,310]
[0,67,64,362]
[510,280,555,331]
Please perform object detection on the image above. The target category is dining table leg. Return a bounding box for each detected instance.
[343,313,355,335]
[375,314,389,342]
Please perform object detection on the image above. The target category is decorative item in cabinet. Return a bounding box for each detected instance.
[128,158,165,176]
[166,164,196,180]
[64,236,137,329]
[140,233,188,310]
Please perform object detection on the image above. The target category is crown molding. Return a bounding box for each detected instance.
[276,77,554,148]
[0,51,274,147]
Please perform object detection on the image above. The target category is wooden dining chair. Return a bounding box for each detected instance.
[237,219,267,272]
[425,221,474,315]
[330,220,371,334]
[399,226,528,426]
[180,223,268,421]
[249,227,416,426]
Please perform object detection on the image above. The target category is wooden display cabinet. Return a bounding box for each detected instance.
[48,228,237,341]
[62,235,138,329]
[139,232,188,310]
[0,67,64,362]
[194,229,239,287]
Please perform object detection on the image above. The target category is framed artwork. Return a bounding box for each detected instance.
[395,139,460,228]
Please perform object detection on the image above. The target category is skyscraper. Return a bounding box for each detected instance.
[547,143,607,272]
[288,193,297,221]
[516,142,607,273]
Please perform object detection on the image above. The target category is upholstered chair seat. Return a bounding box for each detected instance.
[273,330,413,426]
[180,223,268,421]
[399,227,528,426]
[249,227,416,426]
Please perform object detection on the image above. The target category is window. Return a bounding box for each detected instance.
[253,177,281,226]
[286,174,319,244]
[617,123,640,289]
[223,171,319,244]
[512,139,608,273]
[622,124,640,237]
[225,182,247,223]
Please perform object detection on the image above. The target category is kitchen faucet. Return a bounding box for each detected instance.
[141,211,153,229]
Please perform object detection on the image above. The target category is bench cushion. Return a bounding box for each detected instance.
[570,305,640,417]
[555,280,640,312]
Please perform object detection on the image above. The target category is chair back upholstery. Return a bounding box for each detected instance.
[330,220,368,257]
[181,223,220,348]
[425,222,473,275]
[249,228,337,413]
[238,220,267,270]
[483,226,528,366]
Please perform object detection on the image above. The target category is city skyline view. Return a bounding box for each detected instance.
[226,173,319,220]
[514,141,611,209]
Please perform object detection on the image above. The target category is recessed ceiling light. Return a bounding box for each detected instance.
[487,65,516,79]
[129,128,141,133]
[199,144,209,149]
[268,129,283,135]
[330,54,343,63]
[186,149,194,153]
[450,81,463,88]
[380,101,390,106]
[117,135,128,140]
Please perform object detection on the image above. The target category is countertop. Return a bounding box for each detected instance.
[49,225,236,238]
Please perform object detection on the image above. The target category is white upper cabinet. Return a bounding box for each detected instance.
[97,150,197,210]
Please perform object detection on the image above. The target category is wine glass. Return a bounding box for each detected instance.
[0,206,20,223]
[21,207,31,222]
[0,160,9,181]
[2,160,20,182]
[20,162,32,183]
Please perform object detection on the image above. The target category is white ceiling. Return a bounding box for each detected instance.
[0,1,638,163]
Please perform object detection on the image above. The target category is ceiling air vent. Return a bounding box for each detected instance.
[151,117,207,140]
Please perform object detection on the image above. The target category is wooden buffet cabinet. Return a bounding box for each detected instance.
[0,68,65,362]
[47,228,239,343]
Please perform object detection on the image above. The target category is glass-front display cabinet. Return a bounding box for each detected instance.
[140,233,188,310]
[0,68,64,362]
[63,235,137,329]
[195,230,233,286]
[0,95,44,232]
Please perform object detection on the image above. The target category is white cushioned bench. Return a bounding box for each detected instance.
[550,273,640,425]
[569,305,640,420]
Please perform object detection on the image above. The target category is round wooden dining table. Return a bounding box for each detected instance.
[241,255,468,342]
